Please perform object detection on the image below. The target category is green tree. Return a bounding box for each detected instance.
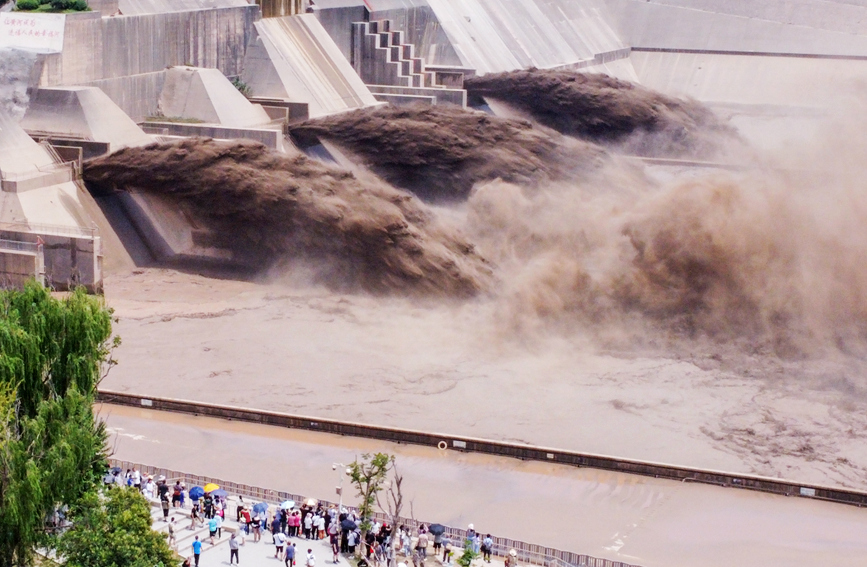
[348,453,393,545]
[455,539,479,567]
[58,487,177,567]
[0,283,117,567]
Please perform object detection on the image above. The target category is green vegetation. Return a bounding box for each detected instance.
[15,0,89,12]
[0,283,117,567]
[144,115,206,124]
[348,453,393,542]
[58,487,177,567]
[455,539,479,567]
[231,77,252,98]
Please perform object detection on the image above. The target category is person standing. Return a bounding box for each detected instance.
[441,536,452,565]
[303,512,314,539]
[272,515,283,543]
[167,517,177,549]
[229,532,240,565]
[416,532,428,558]
[331,532,340,564]
[192,536,202,567]
[209,516,218,545]
[285,543,297,567]
[481,535,493,563]
[215,513,223,539]
[161,495,170,521]
[172,481,183,508]
[306,548,316,567]
[275,531,287,560]
[504,549,518,567]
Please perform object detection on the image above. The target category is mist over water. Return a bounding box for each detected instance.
[89,73,867,371]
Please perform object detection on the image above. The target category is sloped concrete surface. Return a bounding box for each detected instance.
[159,66,271,127]
[606,0,867,55]
[21,86,152,150]
[243,15,380,118]
[424,0,625,74]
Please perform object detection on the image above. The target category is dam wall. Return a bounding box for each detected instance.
[606,0,867,56]
[39,6,259,119]
[314,0,628,75]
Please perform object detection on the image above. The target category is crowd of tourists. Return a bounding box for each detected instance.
[105,467,520,567]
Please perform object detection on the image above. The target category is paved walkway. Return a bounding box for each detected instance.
[148,500,506,567]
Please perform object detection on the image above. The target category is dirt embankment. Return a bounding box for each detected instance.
[83,138,492,297]
[288,104,606,200]
[465,68,737,158]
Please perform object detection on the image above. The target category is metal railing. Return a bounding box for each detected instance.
[109,459,642,567]
[0,222,98,239]
[0,239,38,254]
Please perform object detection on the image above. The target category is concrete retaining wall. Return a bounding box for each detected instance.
[97,390,867,509]
[606,0,867,56]
[40,6,258,90]
[367,84,465,106]
[140,122,283,149]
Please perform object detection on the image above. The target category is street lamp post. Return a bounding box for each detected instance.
[332,463,351,511]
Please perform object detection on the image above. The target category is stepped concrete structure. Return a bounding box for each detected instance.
[0,111,102,291]
[242,14,380,118]
[21,86,152,152]
[350,19,466,106]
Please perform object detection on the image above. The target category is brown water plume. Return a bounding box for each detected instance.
[465,68,736,158]
[288,104,606,200]
[83,138,491,296]
[470,150,867,358]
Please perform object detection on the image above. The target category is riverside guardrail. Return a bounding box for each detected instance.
[109,459,641,567]
[97,390,867,509]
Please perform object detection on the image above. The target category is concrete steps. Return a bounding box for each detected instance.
[351,20,442,89]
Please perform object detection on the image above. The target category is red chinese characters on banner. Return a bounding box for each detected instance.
[0,13,64,51]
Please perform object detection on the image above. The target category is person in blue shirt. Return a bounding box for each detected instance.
[209,517,218,544]
[192,536,202,567]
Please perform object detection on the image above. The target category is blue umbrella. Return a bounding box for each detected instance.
[252,502,269,514]
[212,489,228,498]
[189,486,204,499]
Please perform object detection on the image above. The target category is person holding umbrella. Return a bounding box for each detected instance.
[428,525,445,554]
[340,518,356,553]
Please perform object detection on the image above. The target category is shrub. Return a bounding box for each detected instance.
[49,0,71,8]
[70,0,87,9]
[39,0,50,4]
[15,0,39,10]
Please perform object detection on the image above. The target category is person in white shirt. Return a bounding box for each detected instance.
[304,513,314,539]
[275,531,287,559]
[306,549,316,567]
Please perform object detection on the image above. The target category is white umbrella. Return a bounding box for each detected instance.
[281,500,295,510]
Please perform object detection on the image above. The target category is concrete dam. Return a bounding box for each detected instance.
[4,0,867,565]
